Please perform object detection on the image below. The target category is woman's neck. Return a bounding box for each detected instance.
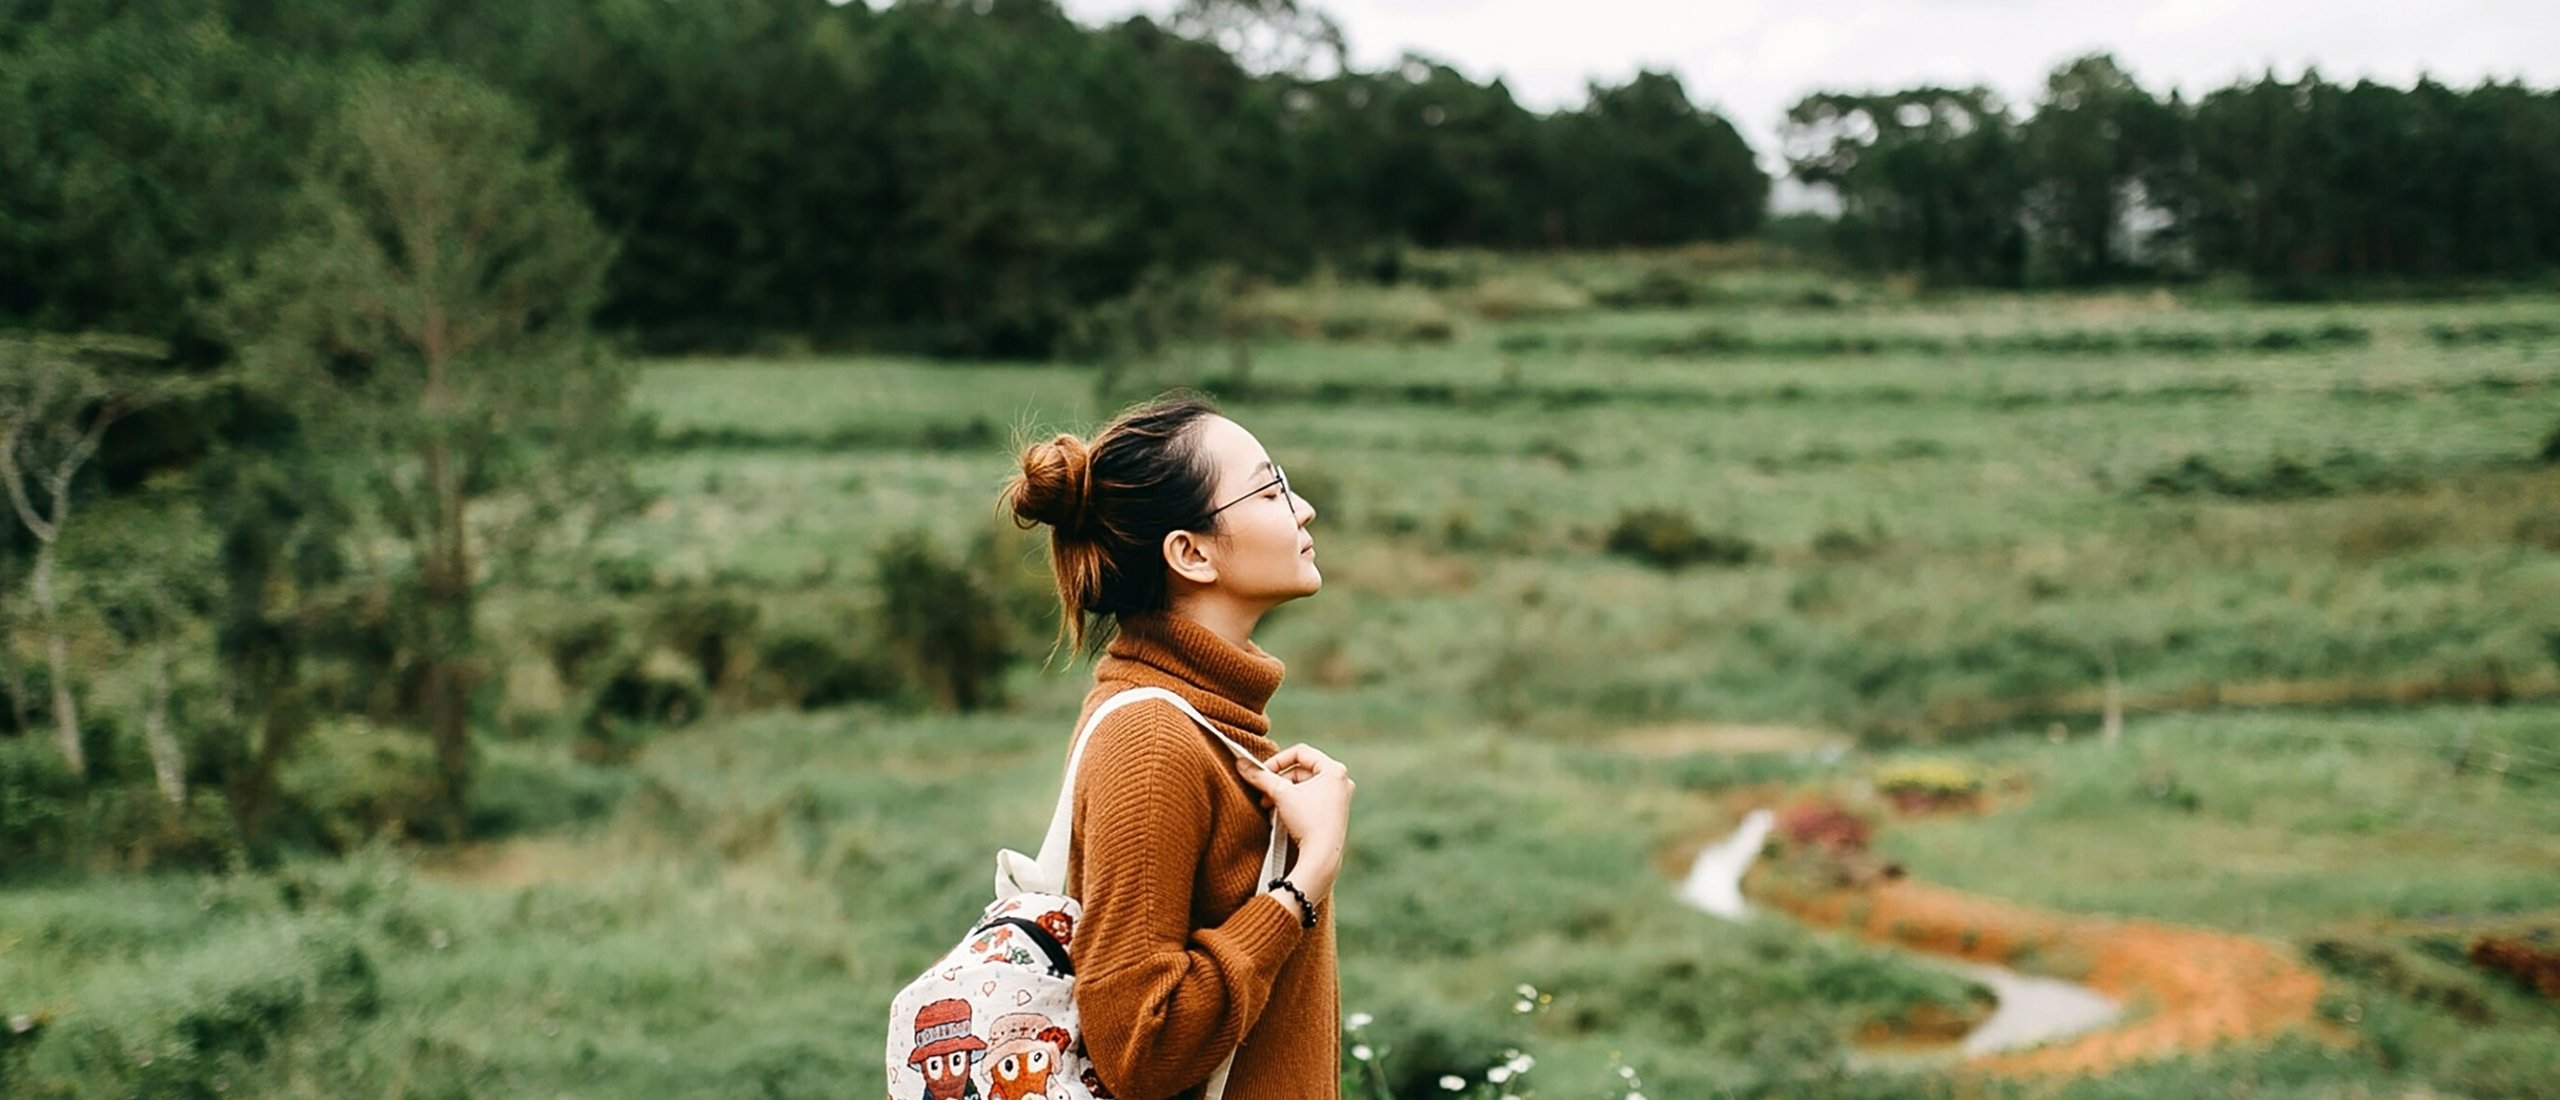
[1167,593,1265,651]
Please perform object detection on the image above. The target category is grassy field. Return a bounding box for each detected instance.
[7,273,2560,1098]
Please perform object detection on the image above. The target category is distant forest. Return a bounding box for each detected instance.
[4,0,2557,358]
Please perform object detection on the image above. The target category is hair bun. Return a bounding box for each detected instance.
[1009,433,1095,533]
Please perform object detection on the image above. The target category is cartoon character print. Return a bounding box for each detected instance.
[905,998,988,1100]
[1034,909,1074,948]
[967,925,1043,970]
[983,1012,1074,1100]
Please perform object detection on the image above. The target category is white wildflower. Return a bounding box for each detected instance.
[1487,1067,1512,1084]
[1346,1012,1373,1031]
[1618,1066,1638,1080]
[1512,999,1534,1013]
[1352,1045,1373,1062]
[1440,1075,1466,1091]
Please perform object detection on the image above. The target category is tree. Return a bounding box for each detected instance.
[2021,54,2180,282]
[1556,70,1767,246]
[1785,86,2028,283]
[228,63,626,840]
[0,332,166,775]
[1166,0,1345,80]
[85,483,218,805]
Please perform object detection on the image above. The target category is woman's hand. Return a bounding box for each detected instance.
[1235,743,1354,902]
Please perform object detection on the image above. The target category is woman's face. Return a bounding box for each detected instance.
[1187,414,1320,604]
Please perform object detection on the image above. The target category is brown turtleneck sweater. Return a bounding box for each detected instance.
[1065,613,1339,1100]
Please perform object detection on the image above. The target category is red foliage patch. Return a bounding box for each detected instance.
[2469,935,2560,1000]
[1776,797,1873,854]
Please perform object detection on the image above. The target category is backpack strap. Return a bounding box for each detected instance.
[1014,687,1290,894]
[994,686,1294,1100]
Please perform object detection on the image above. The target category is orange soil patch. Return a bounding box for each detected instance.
[1759,876,2326,1078]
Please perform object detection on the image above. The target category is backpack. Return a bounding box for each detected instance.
[886,687,1289,1100]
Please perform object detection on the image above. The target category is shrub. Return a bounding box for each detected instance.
[1873,760,1982,813]
[2137,450,2418,501]
[276,718,443,850]
[1811,522,1887,561]
[1590,268,1706,309]
[876,530,1018,712]
[1603,508,1758,570]
[582,648,708,762]
[0,739,77,871]
[1458,274,1589,320]
[76,786,243,872]
[542,611,626,690]
[651,591,761,691]
[1775,797,1872,854]
[2469,935,2560,1000]
[2427,319,2560,345]
[758,629,898,709]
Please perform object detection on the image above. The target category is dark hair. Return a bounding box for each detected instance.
[1001,393,1223,652]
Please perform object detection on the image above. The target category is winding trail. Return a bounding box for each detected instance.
[1755,875,2327,1077]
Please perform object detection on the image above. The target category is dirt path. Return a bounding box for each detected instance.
[1756,875,2327,1077]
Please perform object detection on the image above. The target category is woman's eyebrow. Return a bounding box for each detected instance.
[1248,459,1273,477]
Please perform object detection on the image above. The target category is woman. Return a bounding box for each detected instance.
[1002,393,1354,1100]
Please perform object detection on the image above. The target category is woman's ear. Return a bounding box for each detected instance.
[1162,528,1220,586]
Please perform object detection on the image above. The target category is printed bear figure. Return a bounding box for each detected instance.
[983,1012,1073,1100]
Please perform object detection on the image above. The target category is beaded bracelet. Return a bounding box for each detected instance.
[1267,878,1318,930]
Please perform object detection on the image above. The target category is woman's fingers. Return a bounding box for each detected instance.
[1234,760,1286,796]
[1265,743,1348,779]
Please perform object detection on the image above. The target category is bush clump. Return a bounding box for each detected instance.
[581,648,708,763]
[651,591,762,692]
[276,718,443,850]
[1590,268,1709,309]
[0,739,78,871]
[1775,797,1873,854]
[2427,319,2560,345]
[2137,450,2419,501]
[1603,508,1759,569]
[1458,274,1589,319]
[758,629,898,710]
[1873,760,1983,813]
[876,530,1020,712]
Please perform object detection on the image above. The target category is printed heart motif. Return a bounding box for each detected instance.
[1015,988,1035,1006]
[982,979,1000,996]
[941,966,962,982]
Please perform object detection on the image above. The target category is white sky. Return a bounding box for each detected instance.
[1055,0,2560,175]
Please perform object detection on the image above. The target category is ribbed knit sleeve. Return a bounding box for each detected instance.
[1070,704,1306,1100]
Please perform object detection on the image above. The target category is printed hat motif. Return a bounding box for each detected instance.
[906,998,988,1066]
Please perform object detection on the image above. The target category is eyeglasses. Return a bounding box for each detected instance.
[1200,463,1296,525]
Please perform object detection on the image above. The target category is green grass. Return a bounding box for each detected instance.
[12,276,2560,1098]
[1876,707,2560,937]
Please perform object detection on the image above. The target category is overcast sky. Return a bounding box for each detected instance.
[1055,0,2560,173]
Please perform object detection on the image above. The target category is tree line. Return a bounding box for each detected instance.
[0,0,1766,361]
[1783,54,2560,288]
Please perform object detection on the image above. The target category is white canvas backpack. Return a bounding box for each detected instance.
[885,687,1289,1100]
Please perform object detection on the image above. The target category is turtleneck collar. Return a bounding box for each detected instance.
[1095,612,1286,735]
